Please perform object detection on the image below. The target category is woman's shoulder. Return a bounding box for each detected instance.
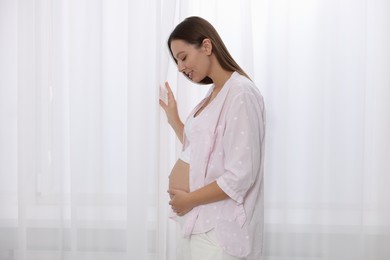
[228,72,261,98]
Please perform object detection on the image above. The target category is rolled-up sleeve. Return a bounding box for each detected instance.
[216,91,264,204]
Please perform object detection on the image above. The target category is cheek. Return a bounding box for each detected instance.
[198,56,211,72]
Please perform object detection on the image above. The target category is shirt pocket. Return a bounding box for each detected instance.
[215,216,250,257]
[217,200,247,228]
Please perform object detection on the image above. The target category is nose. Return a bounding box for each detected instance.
[177,60,186,72]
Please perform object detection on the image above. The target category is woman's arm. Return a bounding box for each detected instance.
[168,181,228,216]
[159,82,184,143]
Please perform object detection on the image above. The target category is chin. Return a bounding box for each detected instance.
[183,73,211,85]
[184,74,198,83]
[190,78,205,85]
[190,77,200,83]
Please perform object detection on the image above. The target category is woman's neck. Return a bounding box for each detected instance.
[207,54,234,92]
[209,70,233,94]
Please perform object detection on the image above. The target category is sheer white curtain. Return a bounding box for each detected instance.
[251,0,390,259]
[0,0,167,259]
[1,0,389,260]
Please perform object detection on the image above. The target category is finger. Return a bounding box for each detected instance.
[164,82,172,94]
[159,84,168,105]
[165,82,176,100]
[159,99,167,109]
[168,189,178,196]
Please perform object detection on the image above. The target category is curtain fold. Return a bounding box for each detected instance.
[0,0,389,260]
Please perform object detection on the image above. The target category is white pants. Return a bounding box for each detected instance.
[176,221,245,260]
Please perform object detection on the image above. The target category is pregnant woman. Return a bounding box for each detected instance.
[159,16,265,260]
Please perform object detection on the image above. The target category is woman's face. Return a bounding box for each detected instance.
[170,39,211,83]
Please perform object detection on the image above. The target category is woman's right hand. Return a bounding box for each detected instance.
[159,82,181,127]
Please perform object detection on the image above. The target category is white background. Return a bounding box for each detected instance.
[0,0,389,259]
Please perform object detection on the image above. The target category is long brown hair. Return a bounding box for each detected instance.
[168,16,250,84]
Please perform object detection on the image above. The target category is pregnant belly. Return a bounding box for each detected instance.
[169,159,189,193]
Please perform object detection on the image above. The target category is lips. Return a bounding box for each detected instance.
[183,70,194,80]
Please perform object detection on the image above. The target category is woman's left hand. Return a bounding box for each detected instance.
[168,189,194,216]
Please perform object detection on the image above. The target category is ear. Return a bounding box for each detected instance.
[201,38,212,55]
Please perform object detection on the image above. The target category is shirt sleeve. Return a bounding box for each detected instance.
[216,90,265,204]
